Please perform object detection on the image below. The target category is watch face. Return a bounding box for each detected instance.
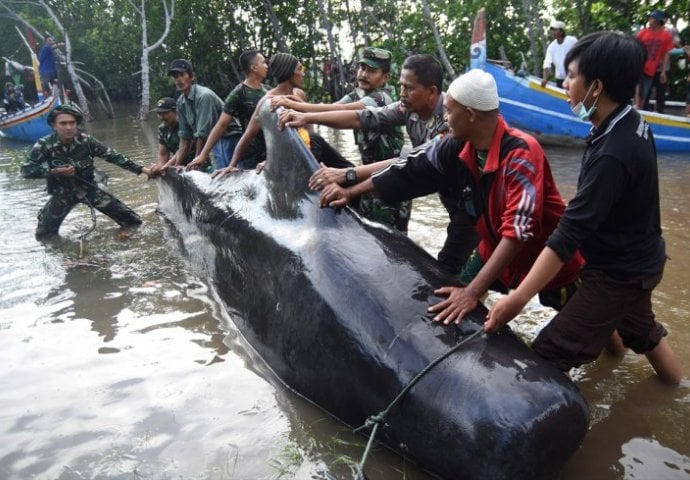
[346,169,356,183]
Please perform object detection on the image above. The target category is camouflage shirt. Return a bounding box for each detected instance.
[337,86,404,164]
[158,123,195,164]
[21,131,143,196]
[223,82,269,168]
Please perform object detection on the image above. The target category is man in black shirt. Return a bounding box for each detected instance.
[487,32,681,384]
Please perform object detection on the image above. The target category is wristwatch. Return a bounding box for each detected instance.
[344,168,357,186]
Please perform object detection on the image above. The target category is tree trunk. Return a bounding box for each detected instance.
[135,0,175,121]
[520,0,542,76]
[262,0,288,52]
[419,0,455,80]
[316,0,345,99]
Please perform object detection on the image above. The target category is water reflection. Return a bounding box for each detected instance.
[1,105,689,480]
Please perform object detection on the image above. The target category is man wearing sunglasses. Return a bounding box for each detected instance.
[272,47,407,231]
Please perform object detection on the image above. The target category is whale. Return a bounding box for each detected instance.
[156,101,590,480]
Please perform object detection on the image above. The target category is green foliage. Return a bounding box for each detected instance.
[1,0,689,105]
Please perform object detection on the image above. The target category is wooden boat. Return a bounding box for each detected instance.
[484,62,690,152]
[0,95,58,142]
[469,9,690,152]
[156,100,590,480]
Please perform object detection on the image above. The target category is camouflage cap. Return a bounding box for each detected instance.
[47,103,84,125]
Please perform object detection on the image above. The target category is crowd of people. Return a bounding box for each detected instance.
[19,21,683,386]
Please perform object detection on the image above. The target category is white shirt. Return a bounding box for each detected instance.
[543,35,577,80]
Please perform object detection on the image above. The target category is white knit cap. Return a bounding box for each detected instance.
[447,69,499,111]
[550,20,566,30]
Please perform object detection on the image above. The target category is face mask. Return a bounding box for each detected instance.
[571,81,599,121]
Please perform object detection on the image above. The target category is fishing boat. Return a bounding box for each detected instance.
[0,28,59,142]
[470,10,690,152]
[0,95,59,142]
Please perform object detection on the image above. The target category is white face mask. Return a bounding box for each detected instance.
[571,81,600,121]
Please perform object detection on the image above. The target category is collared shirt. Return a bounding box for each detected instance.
[357,93,447,148]
[177,84,227,140]
[372,116,583,290]
[337,86,404,164]
[158,123,195,164]
[547,104,665,279]
[21,131,143,195]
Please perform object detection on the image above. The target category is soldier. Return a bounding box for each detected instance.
[21,104,152,239]
[150,96,209,173]
[272,47,409,232]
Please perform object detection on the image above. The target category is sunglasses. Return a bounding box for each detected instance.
[363,47,391,60]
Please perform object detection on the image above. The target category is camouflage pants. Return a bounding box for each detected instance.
[36,188,141,238]
[357,194,412,233]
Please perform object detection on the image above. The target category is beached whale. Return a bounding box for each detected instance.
[156,101,589,480]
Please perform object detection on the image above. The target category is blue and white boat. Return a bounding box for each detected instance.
[469,9,690,153]
[0,95,59,142]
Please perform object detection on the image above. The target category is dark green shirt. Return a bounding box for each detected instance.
[337,86,404,164]
[223,82,269,168]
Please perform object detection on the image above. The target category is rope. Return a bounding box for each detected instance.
[353,327,484,479]
[78,196,97,258]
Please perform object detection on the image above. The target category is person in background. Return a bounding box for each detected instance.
[38,36,63,97]
[14,84,26,109]
[20,104,152,239]
[213,52,354,177]
[487,32,682,385]
[541,20,577,88]
[168,58,231,171]
[280,54,478,274]
[272,46,408,232]
[186,50,269,171]
[317,69,583,324]
[3,82,17,113]
[149,96,208,173]
[635,10,674,113]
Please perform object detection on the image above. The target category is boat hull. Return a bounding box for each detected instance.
[485,62,690,153]
[0,96,58,142]
[156,102,590,480]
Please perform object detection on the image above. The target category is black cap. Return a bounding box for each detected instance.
[151,97,177,112]
[168,59,194,76]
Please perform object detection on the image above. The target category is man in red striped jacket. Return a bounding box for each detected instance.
[318,69,583,324]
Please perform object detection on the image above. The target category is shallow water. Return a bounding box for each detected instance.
[1,105,689,480]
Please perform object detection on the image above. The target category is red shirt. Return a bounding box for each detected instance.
[636,28,674,77]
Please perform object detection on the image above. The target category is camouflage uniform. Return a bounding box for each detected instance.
[222,82,269,169]
[21,131,145,238]
[337,87,410,232]
[157,123,212,172]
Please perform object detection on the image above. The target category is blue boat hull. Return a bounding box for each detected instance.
[156,102,590,480]
[0,96,58,142]
[485,62,690,153]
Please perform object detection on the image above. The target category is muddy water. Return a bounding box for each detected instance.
[0,105,688,480]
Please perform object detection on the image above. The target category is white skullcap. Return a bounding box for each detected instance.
[550,20,566,30]
[447,69,499,111]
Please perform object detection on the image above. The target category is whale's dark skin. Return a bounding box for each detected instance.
[156,101,590,480]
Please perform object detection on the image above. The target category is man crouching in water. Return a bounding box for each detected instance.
[21,104,152,239]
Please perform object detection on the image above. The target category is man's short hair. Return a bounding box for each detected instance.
[564,31,644,103]
[239,49,261,75]
[402,54,443,92]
